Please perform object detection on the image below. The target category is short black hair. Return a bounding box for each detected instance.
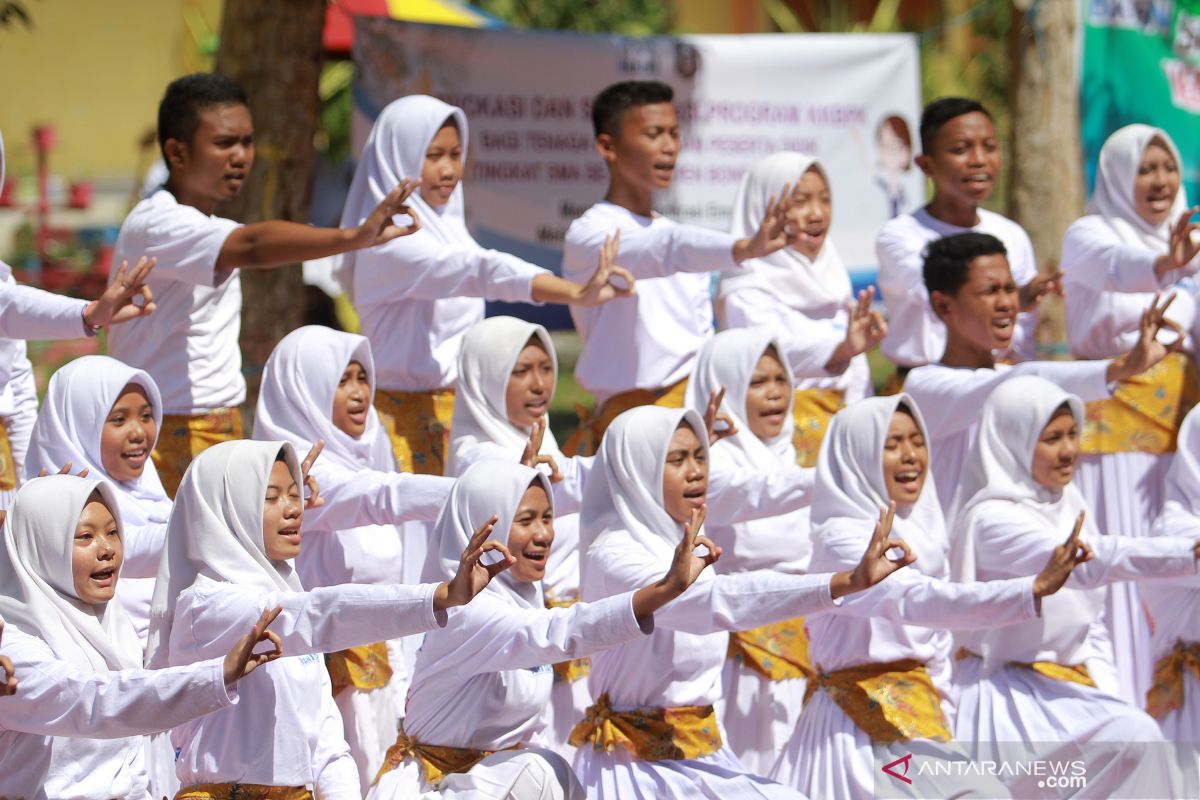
[157,73,249,159]
[919,97,992,154]
[923,232,1008,299]
[592,80,674,138]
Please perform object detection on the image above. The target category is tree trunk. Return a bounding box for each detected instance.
[1008,0,1083,356]
[214,0,326,420]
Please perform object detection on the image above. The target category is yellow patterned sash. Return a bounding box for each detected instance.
[563,377,689,457]
[153,408,244,498]
[955,647,1096,689]
[805,659,951,744]
[1082,352,1200,454]
[545,596,591,683]
[0,421,16,491]
[792,388,844,468]
[326,641,393,696]
[568,691,722,761]
[175,785,312,800]
[727,617,812,682]
[374,388,455,475]
[373,726,515,787]
[1145,640,1200,720]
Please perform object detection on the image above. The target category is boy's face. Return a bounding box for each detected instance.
[916,111,999,208]
[166,103,254,206]
[931,253,1018,352]
[597,102,680,196]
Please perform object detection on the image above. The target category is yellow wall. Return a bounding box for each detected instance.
[0,0,222,183]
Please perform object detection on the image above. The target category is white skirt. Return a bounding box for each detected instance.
[1074,451,1171,706]
[367,747,584,800]
[337,683,401,790]
[541,675,592,761]
[720,658,807,777]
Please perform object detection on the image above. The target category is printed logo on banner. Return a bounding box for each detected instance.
[881,753,914,785]
[619,42,659,75]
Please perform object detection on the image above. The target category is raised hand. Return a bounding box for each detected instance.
[0,621,17,696]
[358,178,422,246]
[631,503,721,620]
[827,287,887,371]
[37,462,90,478]
[299,440,325,510]
[831,502,916,598]
[1162,206,1200,275]
[1111,292,1184,382]
[1034,511,1092,598]
[733,183,795,262]
[86,257,157,328]
[434,515,515,611]
[574,231,636,306]
[521,416,562,483]
[703,387,737,446]
[1019,268,1065,312]
[222,606,284,687]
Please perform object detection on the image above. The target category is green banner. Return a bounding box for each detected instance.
[1081,0,1200,201]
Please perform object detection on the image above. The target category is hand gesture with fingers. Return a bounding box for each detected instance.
[521,416,562,483]
[704,388,737,446]
[1114,292,1183,381]
[828,287,887,370]
[0,621,17,697]
[734,183,795,262]
[631,504,722,619]
[833,502,916,598]
[86,257,157,329]
[222,606,284,687]
[300,441,325,509]
[38,462,89,479]
[435,515,515,610]
[359,179,422,246]
[1165,206,1200,274]
[1019,269,1065,312]
[1034,512,1093,598]
[574,231,636,307]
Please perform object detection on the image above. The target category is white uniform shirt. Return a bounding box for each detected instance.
[108,189,243,414]
[563,202,738,405]
[0,627,235,800]
[876,207,1039,367]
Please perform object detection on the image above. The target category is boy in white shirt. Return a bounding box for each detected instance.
[108,73,420,495]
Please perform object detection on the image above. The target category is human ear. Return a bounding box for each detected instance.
[595,133,617,164]
[929,289,953,321]
[164,138,189,171]
[914,153,933,178]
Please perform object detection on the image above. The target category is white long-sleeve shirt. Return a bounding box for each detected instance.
[904,361,1112,510]
[0,627,236,800]
[875,207,1039,367]
[1144,510,1200,663]
[564,202,739,405]
[166,577,448,797]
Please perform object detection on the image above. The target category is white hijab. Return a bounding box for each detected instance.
[421,460,549,610]
[1088,124,1189,252]
[337,95,472,300]
[0,476,141,670]
[253,325,395,473]
[445,316,562,476]
[811,395,947,577]
[145,440,305,668]
[685,328,796,470]
[25,356,171,528]
[579,406,707,586]
[719,152,852,319]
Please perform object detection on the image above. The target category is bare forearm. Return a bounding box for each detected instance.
[217,220,360,270]
[530,274,583,305]
[631,579,681,622]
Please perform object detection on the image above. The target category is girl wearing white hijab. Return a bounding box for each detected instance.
[371,460,717,799]
[146,439,510,798]
[950,375,1200,798]
[1060,124,1200,705]
[0,475,281,800]
[25,355,172,644]
[774,394,1083,800]
[573,405,915,800]
[447,315,595,758]
[253,325,455,788]
[338,95,630,477]
[718,152,885,466]
[683,329,816,774]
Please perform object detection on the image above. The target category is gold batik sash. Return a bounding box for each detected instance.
[568,691,723,761]
[545,596,591,683]
[175,785,312,800]
[374,388,455,475]
[727,617,812,682]
[0,421,16,491]
[1082,352,1200,454]
[326,641,393,696]
[1145,640,1200,720]
[792,388,845,468]
[153,408,244,498]
[804,659,951,744]
[373,726,517,788]
[955,647,1096,689]
[563,377,689,457]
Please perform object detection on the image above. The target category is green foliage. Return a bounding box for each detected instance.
[473,0,671,34]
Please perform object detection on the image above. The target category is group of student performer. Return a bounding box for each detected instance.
[0,70,1198,800]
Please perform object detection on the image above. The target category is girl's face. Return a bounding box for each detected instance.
[507,482,555,584]
[744,349,791,441]
[262,458,303,561]
[1133,140,1180,228]
[72,494,123,605]
[1031,405,1079,491]
[786,167,832,260]
[881,408,927,506]
[505,339,554,430]
[100,384,157,483]
[331,360,370,438]
[662,423,707,524]
[421,120,463,208]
